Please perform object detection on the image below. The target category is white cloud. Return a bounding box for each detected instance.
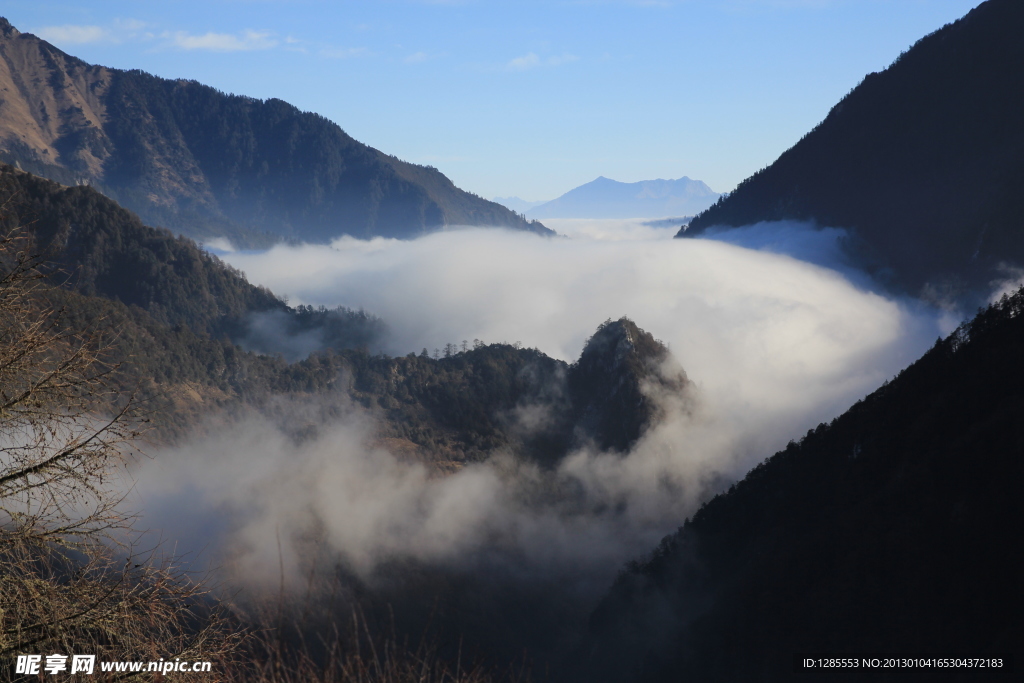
[723,0,837,11]
[113,18,149,32]
[142,220,953,590]
[165,29,278,52]
[572,0,673,6]
[507,52,542,71]
[507,52,578,71]
[222,221,946,451]
[547,53,580,66]
[35,25,111,45]
[405,51,429,63]
[319,46,369,59]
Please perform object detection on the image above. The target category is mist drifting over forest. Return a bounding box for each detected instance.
[128,220,957,606]
[221,219,951,430]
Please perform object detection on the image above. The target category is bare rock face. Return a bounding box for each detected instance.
[0,19,113,181]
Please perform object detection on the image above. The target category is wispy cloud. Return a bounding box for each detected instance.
[319,46,369,59]
[507,52,541,71]
[283,35,308,54]
[506,52,579,72]
[723,0,836,11]
[165,29,278,52]
[34,19,154,46]
[35,24,112,45]
[405,51,430,64]
[572,0,674,6]
[114,18,149,32]
[35,20,286,54]
[547,53,580,66]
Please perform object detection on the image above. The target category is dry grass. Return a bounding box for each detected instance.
[230,606,530,683]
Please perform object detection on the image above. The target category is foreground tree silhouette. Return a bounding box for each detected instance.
[0,217,240,680]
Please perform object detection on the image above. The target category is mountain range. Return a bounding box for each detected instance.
[680,0,1024,300]
[523,176,719,219]
[0,17,551,246]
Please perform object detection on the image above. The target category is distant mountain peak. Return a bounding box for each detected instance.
[529,176,719,219]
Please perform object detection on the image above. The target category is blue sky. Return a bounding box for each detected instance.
[3,0,981,200]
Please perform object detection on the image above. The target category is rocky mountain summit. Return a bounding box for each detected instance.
[569,318,688,453]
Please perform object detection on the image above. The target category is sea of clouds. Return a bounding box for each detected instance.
[219,219,953,432]
[131,220,958,593]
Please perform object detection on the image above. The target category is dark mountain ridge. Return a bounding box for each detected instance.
[679,0,1024,300]
[573,288,1024,682]
[0,17,551,245]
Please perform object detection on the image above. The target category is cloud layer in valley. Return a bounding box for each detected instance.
[125,220,958,597]
[221,219,947,437]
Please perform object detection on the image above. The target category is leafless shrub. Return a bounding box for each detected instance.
[0,216,242,680]
[0,202,529,681]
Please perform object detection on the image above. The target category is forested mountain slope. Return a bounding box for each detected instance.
[0,163,282,332]
[680,0,1024,298]
[574,289,1024,682]
[0,18,550,244]
[2,165,678,465]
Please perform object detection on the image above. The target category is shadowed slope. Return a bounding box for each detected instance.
[681,0,1024,299]
[574,289,1024,682]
